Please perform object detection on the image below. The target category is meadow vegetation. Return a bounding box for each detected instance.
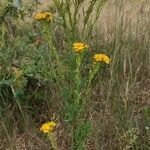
[0,0,150,149]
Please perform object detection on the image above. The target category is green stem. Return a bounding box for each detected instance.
[43,23,64,86]
[75,55,81,89]
[48,133,57,150]
[75,54,82,104]
[87,63,100,94]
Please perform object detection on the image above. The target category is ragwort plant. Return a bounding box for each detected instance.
[40,121,57,150]
[35,2,110,148]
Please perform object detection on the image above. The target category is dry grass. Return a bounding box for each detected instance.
[0,0,150,149]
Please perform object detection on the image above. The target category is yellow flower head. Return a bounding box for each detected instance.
[73,42,88,53]
[93,54,110,64]
[34,12,53,22]
[40,121,56,134]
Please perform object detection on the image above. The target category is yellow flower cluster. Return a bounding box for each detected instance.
[34,12,53,22]
[40,121,56,134]
[93,54,110,64]
[73,42,88,53]
[73,42,110,64]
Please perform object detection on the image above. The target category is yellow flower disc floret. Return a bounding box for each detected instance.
[34,12,53,22]
[93,54,110,64]
[40,121,56,134]
[73,42,88,53]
